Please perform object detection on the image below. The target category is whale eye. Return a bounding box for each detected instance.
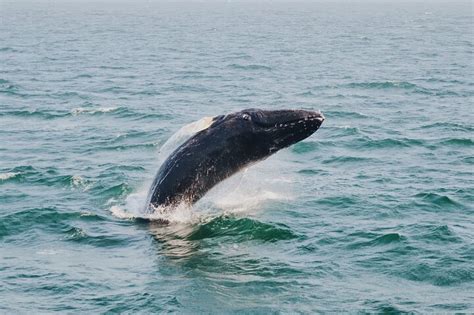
[242,114,251,121]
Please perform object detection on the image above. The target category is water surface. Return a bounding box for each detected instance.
[1,0,473,313]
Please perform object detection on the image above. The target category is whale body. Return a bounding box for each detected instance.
[145,108,324,211]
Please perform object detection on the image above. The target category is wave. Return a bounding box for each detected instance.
[95,65,128,70]
[228,64,272,71]
[401,262,474,286]
[0,47,19,53]
[423,78,465,84]
[140,214,300,260]
[0,109,70,119]
[323,110,370,119]
[103,165,146,172]
[94,183,131,199]
[417,122,474,132]
[130,89,163,96]
[310,81,463,97]
[327,126,365,138]
[416,225,463,244]
[461,156,474,164]
[349,137,428,150]
[363,138,417,149]
[438,138,473,147]
[0,207,107,240]
[413,192,463,210]
[291,141,322,154]
[0,165,38,184]
[347,232,405,249]
[70,74,93,79]
[0,79,23,96]
[188,215,299,242]
[63,226,129,247]
[0,79,14,90]
[71,106,121,116]
[81,143,158,154]
[164,84,216,93]
[1,105,160,121]
[344,81,419,90]
[1,105,131,119]
[321,156,379,164]
[316,196,358,207]
[297,169,328,176]
[0,165,93,191]
[363,302,411,314]
[0,208,130,247]
[350,225,472,287]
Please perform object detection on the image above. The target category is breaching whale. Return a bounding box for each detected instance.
[145,108,324,211]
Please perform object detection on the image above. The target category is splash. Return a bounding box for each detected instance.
[110,116,293,223]
[198,161,294,215]
[156,116,214,163]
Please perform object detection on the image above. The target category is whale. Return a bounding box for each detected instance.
[145,108,324,212]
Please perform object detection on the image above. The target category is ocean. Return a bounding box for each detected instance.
[1,0,473,313]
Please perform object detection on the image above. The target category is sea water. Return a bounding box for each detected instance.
[0,0,473,312]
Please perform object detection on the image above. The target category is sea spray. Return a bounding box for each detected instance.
[110,116,294,223]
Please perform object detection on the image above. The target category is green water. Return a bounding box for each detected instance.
[1,0,473,313]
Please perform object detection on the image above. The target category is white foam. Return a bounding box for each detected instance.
[71,107,118,116]
[0,172,18,180]
[110,205,137,220]
[71,175,82,185]
[110,200,199,223]
[71,175,91,191]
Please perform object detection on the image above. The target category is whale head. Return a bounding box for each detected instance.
[208,108,325,160]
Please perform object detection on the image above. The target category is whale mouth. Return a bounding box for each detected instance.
[272,112,325,129]
[251,109,325,129]
[260,110,325,151]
